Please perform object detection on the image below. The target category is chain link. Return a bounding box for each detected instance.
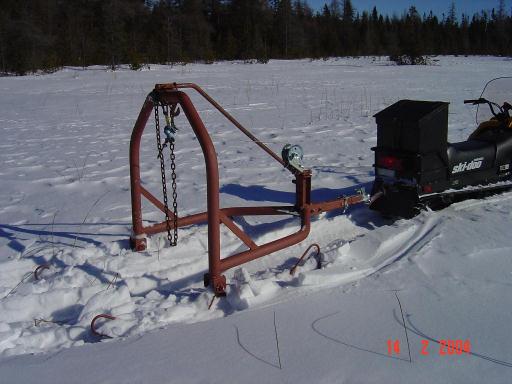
[154,102,177,246]
[170,141,178,245]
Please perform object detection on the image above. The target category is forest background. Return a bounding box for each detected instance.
[0,0,510,74]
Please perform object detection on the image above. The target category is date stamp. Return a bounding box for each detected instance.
[387,339,471,356]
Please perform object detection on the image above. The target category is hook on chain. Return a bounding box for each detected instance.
[162,104,180,146]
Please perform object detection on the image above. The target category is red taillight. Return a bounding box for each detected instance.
[422,184,433,193]
[377,155,403,171]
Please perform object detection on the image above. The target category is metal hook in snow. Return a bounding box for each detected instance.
[90,314,117,338]
[208,295,217,310]
[34,264,50,280]
[290,243,321,276]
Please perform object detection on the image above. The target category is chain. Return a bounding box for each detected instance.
[169,140,178,245]
[154,102,176,246]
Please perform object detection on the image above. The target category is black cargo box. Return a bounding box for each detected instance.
[375,100,449,154]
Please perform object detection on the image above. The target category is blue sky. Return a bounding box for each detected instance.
[308,0,506,18]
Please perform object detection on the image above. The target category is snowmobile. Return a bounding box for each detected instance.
[370,77,512,218]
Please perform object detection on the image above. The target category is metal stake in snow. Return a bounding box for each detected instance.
[129,83,369,296]
[290,243,321,276]
[90,314,117,338]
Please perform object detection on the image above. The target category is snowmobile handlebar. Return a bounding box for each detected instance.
[464,98,486,105]
[465,97,509,119]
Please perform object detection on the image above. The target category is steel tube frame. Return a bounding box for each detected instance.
[130,83,365,296]
[130,84,312,295]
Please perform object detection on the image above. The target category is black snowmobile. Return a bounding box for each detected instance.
[370,77,512,218]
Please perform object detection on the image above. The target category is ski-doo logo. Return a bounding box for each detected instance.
[452,157,484,174]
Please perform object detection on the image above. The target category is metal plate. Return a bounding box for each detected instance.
[376,167,395,178]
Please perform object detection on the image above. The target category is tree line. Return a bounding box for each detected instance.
[0,0,510,75]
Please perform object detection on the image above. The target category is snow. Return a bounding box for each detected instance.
[1,56,512,382]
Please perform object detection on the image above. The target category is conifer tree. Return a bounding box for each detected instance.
[2,0,512,74]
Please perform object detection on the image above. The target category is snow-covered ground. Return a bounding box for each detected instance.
[1,56,512,383]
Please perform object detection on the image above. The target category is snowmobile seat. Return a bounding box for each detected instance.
[495,133,512,164]
[469,128,512,165]
[447,140,495,169]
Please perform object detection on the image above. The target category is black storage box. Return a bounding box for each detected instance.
[375,100,449,154]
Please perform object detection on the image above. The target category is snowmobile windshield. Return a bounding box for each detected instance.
[476,76,512,124]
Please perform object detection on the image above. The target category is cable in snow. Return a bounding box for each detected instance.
[50,211,58,258]
[394,291,412,363]
[3,271,33,299]
[311,311,409,362]
[34,317,71,327]
[72,190,111,248]
[105,272,119,290]
[273,311,282,370]
[234,325,281,370]
[399,312,512,369]
[233,311,283,370]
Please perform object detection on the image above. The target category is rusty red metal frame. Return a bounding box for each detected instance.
[130,83,365,295]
